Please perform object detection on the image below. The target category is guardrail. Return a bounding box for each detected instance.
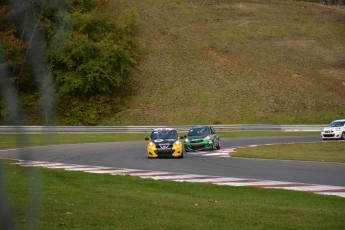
[0,125,325,134]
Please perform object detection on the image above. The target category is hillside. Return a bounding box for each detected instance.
[105,0,345,125]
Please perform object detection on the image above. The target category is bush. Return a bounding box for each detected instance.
[48,1,139,125]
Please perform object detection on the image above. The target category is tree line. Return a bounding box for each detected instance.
[0,0,139,125]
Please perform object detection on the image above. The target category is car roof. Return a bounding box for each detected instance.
[190,126,211,129]
[332,119,345,122]
[152,127,176,132]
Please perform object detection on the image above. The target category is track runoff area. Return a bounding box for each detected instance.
[15,145,345,199]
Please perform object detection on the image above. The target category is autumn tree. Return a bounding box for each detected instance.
[0,0,139,125]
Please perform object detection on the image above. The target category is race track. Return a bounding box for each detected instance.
[1,135,344,188]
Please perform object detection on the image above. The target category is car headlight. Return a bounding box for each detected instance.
[148,141,155,147]
[335,128,341,131]
[204,136,210,140]
[174,140,181,146]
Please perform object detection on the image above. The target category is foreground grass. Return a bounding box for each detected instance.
[1,159,344,230]
[233,141,345,162]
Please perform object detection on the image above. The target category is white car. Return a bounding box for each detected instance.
[320,119,345,140]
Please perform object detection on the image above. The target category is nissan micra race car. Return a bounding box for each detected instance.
[320,119,345,140]
[184,126,221,152]
[145,128,184,158]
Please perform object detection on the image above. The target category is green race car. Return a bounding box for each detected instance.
[184,126,221,152]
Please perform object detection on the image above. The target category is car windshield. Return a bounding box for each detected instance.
[151,129,178,140]
[329,121,345,127]
[187,127,210,137]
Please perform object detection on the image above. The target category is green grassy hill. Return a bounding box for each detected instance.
[104,0,345,125]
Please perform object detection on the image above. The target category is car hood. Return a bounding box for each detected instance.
[187,135,207,140]
[323,127,341,131]
[152,139,177,145]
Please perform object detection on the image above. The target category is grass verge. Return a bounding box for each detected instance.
[232,141,345,163]
[0,133,148,150]
[1,159,344,230]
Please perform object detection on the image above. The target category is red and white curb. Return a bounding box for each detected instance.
[14,160,345,199]
[187,148,236,157]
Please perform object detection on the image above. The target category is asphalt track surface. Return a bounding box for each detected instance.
[1,135,344,187]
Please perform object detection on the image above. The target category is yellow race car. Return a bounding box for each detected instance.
[145,128,184,158]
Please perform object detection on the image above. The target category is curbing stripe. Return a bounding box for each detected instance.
[13,160,345,199]
[186,148,233,157]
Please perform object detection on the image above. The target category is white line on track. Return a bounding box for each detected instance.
[14,160,345,199]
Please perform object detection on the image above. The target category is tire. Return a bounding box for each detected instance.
[342,132,345,140]
[216,140,221,150]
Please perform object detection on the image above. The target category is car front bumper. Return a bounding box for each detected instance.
[321,131,343,139]
[184,140,213,152]
[147,145,183,158]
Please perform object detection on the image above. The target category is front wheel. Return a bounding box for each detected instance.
[341,132,345,140]
[216,140,221,149]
